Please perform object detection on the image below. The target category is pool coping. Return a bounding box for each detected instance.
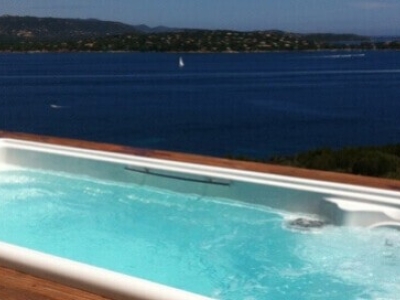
[1,130,400,192]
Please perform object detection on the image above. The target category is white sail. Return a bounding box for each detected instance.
[179,56,185,68]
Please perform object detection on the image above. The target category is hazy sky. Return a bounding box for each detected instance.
[2,0,400,35]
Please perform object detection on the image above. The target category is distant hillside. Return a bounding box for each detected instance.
[133,24,183,33]
[0,15,371,42]
[0,15,138,41]
[0,15,398,52]
[301,33,370,43]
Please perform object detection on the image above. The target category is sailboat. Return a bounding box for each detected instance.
[179,56,185,68]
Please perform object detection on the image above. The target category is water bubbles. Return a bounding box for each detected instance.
[294,226,400,299]
[381,233,400,266]
[1,168,400,299]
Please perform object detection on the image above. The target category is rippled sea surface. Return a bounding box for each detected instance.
[1,51,399,158]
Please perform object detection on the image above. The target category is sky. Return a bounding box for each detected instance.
[2,0,400,36]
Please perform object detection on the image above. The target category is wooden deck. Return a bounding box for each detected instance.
[0,131,399,300]
[0,266,110,300]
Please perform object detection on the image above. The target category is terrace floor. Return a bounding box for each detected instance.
[0,131,399,300]
[0,266,111,300]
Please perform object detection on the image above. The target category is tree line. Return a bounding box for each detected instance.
[1,30,399,53]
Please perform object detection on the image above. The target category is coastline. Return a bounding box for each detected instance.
[0,48,399,54]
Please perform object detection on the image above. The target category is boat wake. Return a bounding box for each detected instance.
[322,53,366,59]
[50,104,68,109]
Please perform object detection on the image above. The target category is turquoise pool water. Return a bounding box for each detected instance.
[0,169,399,300]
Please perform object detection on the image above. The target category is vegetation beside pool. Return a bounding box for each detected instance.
[231,144,400,180]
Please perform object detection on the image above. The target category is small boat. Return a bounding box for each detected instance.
[179,56,185,68]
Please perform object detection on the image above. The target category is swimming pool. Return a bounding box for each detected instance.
[0,134,399,300]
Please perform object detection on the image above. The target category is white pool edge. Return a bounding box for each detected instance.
[0,242,213,300]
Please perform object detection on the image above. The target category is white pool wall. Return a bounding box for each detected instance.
[1,138,399,217]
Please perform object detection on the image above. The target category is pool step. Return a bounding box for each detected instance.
[321,197,400,228]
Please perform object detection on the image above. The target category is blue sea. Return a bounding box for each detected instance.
[0,51,399,159]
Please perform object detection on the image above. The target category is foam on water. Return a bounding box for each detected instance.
[295,227,400,300]
[0,169,399,299]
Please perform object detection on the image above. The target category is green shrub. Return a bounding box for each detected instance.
[295,148,333,169]
[352,151,398,177]
[230,144,400,180]
[263,144,400,179]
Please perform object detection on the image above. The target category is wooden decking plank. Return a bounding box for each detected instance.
[0,266,111,300]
